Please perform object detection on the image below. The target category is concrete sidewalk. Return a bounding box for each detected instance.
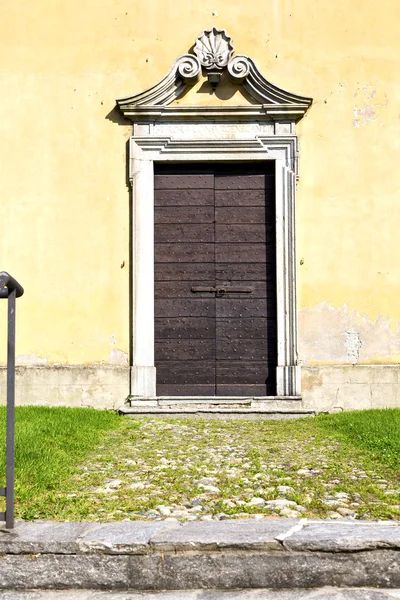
[0,519,399,593]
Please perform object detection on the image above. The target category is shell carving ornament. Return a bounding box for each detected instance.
[194,27,234,70]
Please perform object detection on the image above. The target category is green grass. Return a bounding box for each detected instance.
[317,409,400,471]
[0,406,123,519]
[0,407,398,521]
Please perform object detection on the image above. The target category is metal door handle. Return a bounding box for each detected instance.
[191,287,252,294]
[221,288,252,294]
[191,286,217,293]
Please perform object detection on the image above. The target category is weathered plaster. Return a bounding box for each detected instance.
[353,85,388,128]
[108,348,129,365]
[299,303,400,365]
[16,354,48,366]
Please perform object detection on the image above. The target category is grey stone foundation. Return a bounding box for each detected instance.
[0,365,400,411]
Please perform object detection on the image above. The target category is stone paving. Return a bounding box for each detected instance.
[56,418,400,523]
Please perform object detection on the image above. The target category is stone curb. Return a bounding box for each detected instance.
[0,519,399,591]
[1,590,400,599]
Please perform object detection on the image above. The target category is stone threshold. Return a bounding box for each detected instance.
[120,396,312,418]
[0,519,399,591]
[127,395,302,405]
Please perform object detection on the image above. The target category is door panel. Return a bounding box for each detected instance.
[217,384,271,396]
[155,223,215,243]
[215,263,272,281]
[154,163,277,396]
[217,338,275,361]
[157,299,215,317]
[155,174,214,189]
[216,298,269,318]
[217,317,272,339]
[156,263,215,281]
[155,189,214,206]
[216,361,272,384]
[216,224,272,243]
[156,360,216,384]
[155,316,215,339]
[157,384,216,396]
[214,166,276,395]
[154,169,216,395]
[215,189,268,206]
[155,206,214,223]
[214,174,266,189]
[155,243,214,263]
[215,206,269,223]
[216,244,268,263]
[155,339,215,361]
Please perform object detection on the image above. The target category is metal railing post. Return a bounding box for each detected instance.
[5,288,16,528]
[0,272,24,529]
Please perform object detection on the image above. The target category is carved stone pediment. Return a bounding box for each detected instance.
[117,28,312,123]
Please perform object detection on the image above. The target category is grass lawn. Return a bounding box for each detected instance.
[0,407,399,522]
[317,409,400,471]
[0,406,122,519]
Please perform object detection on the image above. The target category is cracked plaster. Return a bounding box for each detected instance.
[353,85,388,128]
[299,302,400,365]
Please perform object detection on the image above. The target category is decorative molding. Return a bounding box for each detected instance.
[118,104,311,123]
[130,135,298,172]
[117,54,201,109]
[117,29,312,123]
[193,28,234,70]
[228,54,310,106]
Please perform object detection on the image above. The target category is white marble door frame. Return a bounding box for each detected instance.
[128,123,301,397]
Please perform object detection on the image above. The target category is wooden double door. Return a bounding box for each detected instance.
[154,162,277,396]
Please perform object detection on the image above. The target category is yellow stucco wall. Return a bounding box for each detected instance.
[1,0,399,367]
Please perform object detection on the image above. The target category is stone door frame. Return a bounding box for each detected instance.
[128,124,301,397]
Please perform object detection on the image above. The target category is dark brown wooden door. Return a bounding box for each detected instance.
[154,163,277,396]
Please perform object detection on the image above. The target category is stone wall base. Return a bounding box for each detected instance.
[302,365,400,412]
[0,365,399,412]
[0,366,130,410]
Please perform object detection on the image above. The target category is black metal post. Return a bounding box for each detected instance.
[0,272,24,530]
[5,288,16,529]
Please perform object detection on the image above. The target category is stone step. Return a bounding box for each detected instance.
[119,406,315,419]
[120,396,314,419]
[2,588,400,599]
[0,520,399,592]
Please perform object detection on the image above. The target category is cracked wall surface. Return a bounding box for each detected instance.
[299,303,400,366]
